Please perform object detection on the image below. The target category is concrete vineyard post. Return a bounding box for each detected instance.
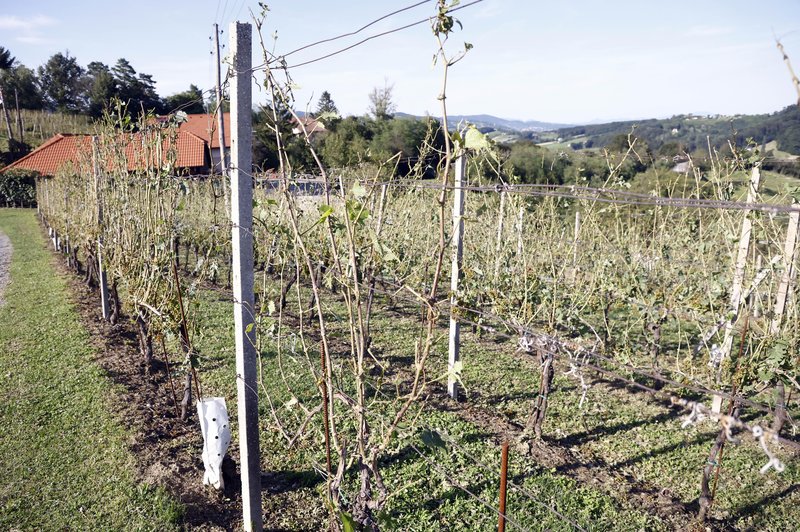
[770,208,800,335]
[571,210,581,283]
[494,187,506,277]
[92,137,110,321]
[448,154,466,400]
[714,165,761,411]
[230,21,263,532]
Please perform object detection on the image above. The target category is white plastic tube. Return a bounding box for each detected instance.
[197,397,231,489]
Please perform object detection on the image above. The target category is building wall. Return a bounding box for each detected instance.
[210,147,230,174]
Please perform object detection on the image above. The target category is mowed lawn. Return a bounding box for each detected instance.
[0,209,181,530]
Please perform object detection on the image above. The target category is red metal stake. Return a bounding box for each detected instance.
[498,440,509,532]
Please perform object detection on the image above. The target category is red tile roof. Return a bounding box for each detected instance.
[2,115,222,176]
[179,113,230,149]
[2,134,92,176]
[291,116,326,136]
[122,131,208,171]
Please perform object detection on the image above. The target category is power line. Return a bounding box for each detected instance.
[214,0,222,24]
[282,0,435,58]
[218,0,231,26]
[232,0,247,24]
[246,0,487,73]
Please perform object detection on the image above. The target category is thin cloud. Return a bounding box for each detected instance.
[474,2,502,19]
[0,15,57,31]
[16,35,53,45]
[686,25,734,37]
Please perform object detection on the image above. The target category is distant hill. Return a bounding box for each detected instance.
[394,112,571,133]
[554,105,800,157]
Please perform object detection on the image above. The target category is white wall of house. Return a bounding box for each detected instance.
[210,147,230,174]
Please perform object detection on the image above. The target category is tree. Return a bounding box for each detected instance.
[1,65,43,110]
[319,116,373,167]
[37,52,86,113]
[111,58,162,116]
[0,47,14,70]
[369,118,431,161]
[253,100,293,170]
[85,61,117,117]
[314,90,338,117]
[163,84,205,114]
[0,46,17,142]
[368,82,396,120]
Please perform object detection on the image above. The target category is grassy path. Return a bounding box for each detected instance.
[0,209,181,530]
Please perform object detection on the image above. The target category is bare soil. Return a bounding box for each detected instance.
[44,225,244,530]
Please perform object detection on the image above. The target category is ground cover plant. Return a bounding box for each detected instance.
[0,209,181,530]
[22,2,800,530]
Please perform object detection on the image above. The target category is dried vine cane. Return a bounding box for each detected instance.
[171,258,203,401]
[700,314,750,521]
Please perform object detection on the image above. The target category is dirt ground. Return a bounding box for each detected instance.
[44,227,244,530]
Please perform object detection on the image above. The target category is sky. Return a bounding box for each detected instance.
[1,0,799,124]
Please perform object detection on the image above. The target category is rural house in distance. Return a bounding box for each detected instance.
[1,113,231,177]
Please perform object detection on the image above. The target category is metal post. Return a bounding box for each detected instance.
[448,154,466,400]
[230,21,263,532]
[516,203,524,259]
[92,137,110,320]
[498,440,509,532]
[771,208,800,335]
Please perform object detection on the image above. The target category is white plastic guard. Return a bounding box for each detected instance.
[197,397,231,489]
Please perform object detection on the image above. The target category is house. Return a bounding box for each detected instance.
[1,113,231,177]
[291,116,326,138]
[1,134,93,176]
[178,112,231,173]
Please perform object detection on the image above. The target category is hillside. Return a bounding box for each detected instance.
[554,105,800,157]
[394,112,571,134]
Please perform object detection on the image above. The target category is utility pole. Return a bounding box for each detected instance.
[0,86,13,142]
[14,88,23,143]
[230,21,262,532]
[213,23,231,212]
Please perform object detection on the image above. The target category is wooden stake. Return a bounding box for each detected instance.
[448,154,466,400]
[230,21,263,532]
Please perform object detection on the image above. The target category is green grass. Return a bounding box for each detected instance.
[187,271,800,529]
[187,279,666,530]
[0,209,182,530]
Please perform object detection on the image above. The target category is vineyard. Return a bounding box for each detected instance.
[4,5,800,532]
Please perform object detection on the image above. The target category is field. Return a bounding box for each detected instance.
[5,108,798,531]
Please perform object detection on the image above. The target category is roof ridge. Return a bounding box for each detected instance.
[2,134,73,172]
